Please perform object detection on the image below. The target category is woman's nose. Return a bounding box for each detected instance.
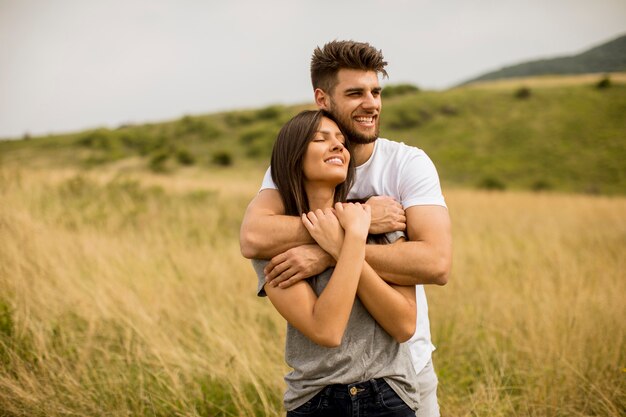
[330,139,344,151]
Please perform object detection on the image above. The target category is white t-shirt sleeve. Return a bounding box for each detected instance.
[399,150,447,209]
[260,166,277,191]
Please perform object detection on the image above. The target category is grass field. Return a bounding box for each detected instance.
[2,73,625,196]
[1,164,624,416]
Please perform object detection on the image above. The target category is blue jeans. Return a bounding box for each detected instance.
[286,378,415,417]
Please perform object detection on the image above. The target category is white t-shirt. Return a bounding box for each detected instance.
[260,137,447,375]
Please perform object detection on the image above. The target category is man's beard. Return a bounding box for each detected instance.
[328,105,379,145]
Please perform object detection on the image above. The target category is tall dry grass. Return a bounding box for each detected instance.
[0,165,624,416]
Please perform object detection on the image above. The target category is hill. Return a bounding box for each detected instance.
[461,33,626,85]
[1,75,625,195]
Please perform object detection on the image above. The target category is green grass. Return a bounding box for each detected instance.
[1,77,625,195]
[379,83,626,194]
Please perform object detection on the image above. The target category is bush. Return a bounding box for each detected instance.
[596,75,611,89]
[514,87,531,99]
[255,105,283,120]
[382,83,420,99]
[212,151,232,166]
[385,107,430,130]
[77,129,116,149]
[440,105,459,116]
[149,151,171,173]
[224,111,256,127]
[119,131,162,155]
[176,116,222,139]
[176,149,196,166]
[531,179,551,191]
[478,176,506,191]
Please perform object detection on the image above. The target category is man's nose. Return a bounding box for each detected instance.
[362,92,379,109]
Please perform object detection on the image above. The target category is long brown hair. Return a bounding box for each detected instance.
[270,110,355,216]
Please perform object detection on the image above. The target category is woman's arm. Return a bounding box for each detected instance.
[264,203,370,348]
[356,238,417,343]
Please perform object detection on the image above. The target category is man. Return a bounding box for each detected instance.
[240,40,452,417]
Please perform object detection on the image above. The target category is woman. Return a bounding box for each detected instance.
[252,110,419,416]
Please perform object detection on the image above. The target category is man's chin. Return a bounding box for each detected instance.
[350,135,378,145]
[349,128,379,144]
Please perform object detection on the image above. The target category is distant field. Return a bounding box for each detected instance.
[1,165,624,416]
[2,73,624,195]
[461,72,626,89]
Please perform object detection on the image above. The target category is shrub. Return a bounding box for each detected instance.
[531,179,551,191]
[440,105,459,116]
[212,151,232,166]
[119,131,162,155]
[478,176,506,191]
[176,116,222,139]
[596,75,611,89]
[256,105,283,120]
[77,129,116,149]
[385,107,429,130]
[514,87,531,99]
[149,150,171,173]
[176,149,196,166]
[239,126,276,158]
[382,83,420,99]
[224,111,256,127]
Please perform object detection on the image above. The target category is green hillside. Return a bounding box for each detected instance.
[461,33,626,85]
[1,76,625,195]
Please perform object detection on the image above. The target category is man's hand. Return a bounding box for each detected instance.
[364,196,406,234]
[264,244,335,289]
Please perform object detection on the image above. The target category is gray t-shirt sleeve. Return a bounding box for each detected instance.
[251,259,270,297]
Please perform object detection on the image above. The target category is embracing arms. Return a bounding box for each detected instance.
[240,189,451,287]
[263,203,370,348]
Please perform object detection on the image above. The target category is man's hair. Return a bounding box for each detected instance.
[310,40,388,93]
[270,110,355,216]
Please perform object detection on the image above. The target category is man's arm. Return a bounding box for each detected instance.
[241,189,410,286]
[240,189,314,259]
[365,205,452,286]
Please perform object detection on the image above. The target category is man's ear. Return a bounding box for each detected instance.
[314,88,330,110]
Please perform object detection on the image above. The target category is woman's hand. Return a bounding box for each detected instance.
[334,202,371,241]
[301,208,344,260]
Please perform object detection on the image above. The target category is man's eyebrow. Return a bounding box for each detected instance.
[343,87,381,94]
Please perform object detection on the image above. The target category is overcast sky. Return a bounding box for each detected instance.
[1,0,625,138]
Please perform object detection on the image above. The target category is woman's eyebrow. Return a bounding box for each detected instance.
[316,129,344,136]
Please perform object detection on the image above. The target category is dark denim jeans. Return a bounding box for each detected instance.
[286,378,415,417]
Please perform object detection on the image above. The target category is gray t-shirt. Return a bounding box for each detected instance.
[252,234,420,411]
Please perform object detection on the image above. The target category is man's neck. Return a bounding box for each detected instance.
[352,142,376,166]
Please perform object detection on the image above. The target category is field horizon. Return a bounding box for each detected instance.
[2,72,625,196]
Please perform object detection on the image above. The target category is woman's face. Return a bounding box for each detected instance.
[302,116,350,186]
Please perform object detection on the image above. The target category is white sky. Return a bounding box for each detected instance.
[1,0,625,138]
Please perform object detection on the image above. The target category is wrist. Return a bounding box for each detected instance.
[323,248,338,266]
[344,228,368,242]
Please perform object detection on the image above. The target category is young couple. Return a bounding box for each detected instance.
[240,41,452,417]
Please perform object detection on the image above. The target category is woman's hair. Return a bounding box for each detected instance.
[270,110,355,216]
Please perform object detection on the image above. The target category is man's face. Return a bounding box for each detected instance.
[325,69,382,145]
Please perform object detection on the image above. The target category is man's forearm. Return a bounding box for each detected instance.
[240,213,314,259]
[365,241,450,286]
